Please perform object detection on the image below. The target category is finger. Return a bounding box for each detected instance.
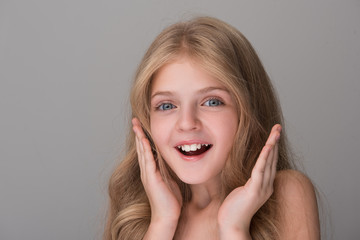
[132,117,157,175]
[132,117,141,128]
[261,125,280,184]
[141,137,157,174]
[262,144,275,189]
[269,142,279,185]
[265,124,282,146]
[132,118,147,139]
[135,135,147,183]
[137,135,146,163]
[134,129,145,161]
[133,119,148,177]
[135,135,141,160]
[137,134,152,176]
[132,118,147,164]
[251,145,272,189]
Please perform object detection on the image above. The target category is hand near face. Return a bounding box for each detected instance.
[217,125,281,238]
[132,118,182,233]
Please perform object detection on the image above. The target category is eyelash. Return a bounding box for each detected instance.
[155,102,176,111]
[154,97,224,111]
[202,97,224,107]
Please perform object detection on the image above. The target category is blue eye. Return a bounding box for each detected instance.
[158,103,176,111]
[204,98,223,107]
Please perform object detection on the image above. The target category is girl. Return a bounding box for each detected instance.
[104,16,320,240]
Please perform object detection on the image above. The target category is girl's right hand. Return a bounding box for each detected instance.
[132,118,182,236]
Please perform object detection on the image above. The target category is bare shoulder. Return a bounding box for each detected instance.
[274,170,320,240]
[275,169,315,195]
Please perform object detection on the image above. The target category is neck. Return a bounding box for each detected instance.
[189,176,222,209]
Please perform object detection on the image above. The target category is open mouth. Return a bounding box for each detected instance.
[176,143,213,156]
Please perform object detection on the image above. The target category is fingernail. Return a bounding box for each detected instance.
[132,118,138,126]
[275,134,281,142]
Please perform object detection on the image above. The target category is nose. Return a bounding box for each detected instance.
[176,106,200,132]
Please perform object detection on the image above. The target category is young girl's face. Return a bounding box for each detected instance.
[150,57,238,185]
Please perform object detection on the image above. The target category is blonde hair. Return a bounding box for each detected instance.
[104,16,295,240]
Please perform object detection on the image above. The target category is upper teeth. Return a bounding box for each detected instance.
[177,144,209,152]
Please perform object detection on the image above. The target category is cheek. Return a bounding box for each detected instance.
[150,117,173,165]
[150,116,169,145]
[214,112,238,150]
[224,120,238,140]
[209,111,238,135]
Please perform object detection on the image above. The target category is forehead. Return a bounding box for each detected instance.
[151,57,225,94]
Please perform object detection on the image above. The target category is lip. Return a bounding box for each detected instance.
[174,140,212,162]
[174,140,212,147]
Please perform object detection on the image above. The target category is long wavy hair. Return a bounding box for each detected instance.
[104,16,295,240]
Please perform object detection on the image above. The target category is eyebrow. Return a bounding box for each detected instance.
[151,86,229,99]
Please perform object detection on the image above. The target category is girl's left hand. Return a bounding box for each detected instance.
[217,124,281,238]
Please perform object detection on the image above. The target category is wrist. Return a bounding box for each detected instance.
[151,214,180,228]
[218,224,251,240]
[219,228,251,240]
[144,218,179,240]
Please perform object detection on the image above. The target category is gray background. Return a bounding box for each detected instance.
[1,0,359,239]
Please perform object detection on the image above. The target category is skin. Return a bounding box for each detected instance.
[132,57,320,239]
[149,57,238,186]
[274,170,320,239]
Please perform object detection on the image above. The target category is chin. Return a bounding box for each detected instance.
[175,172,214,185]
